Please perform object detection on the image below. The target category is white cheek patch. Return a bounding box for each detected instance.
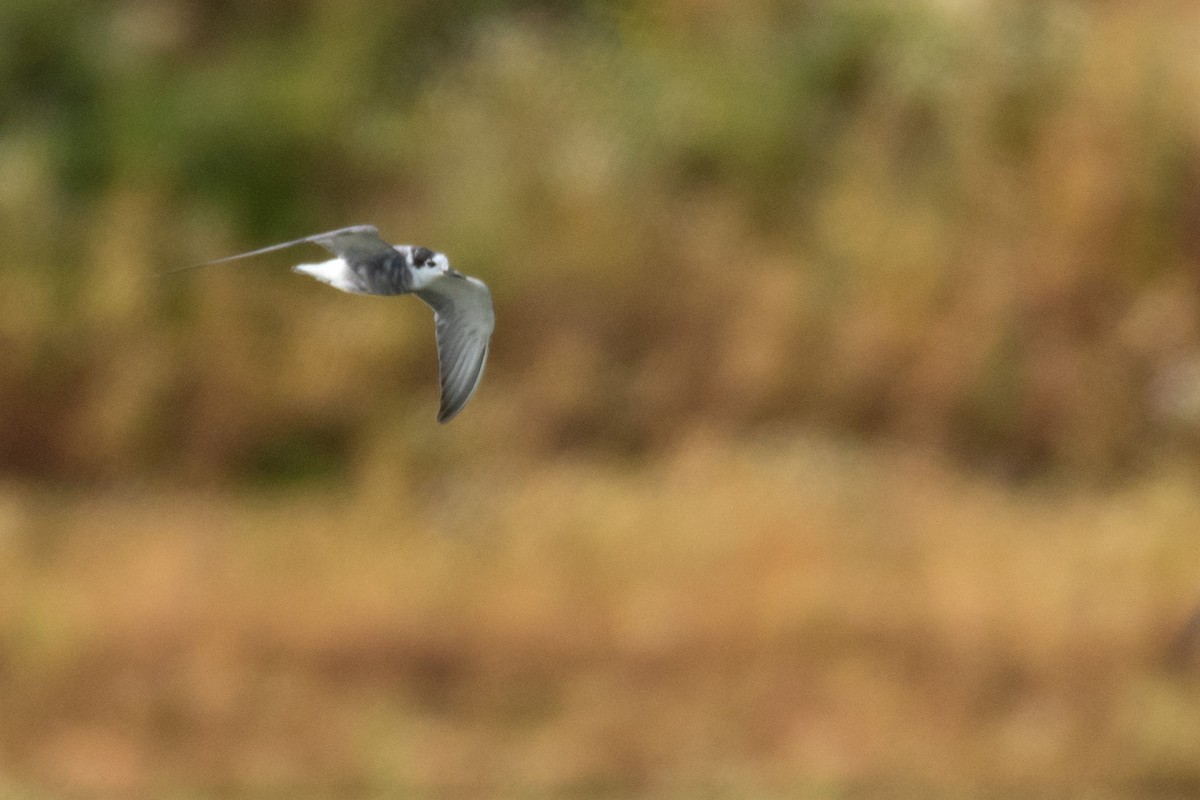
[408,265,445,290]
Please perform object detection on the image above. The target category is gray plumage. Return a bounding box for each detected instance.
[184,225,495,423]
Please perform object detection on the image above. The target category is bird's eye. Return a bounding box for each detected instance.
[412,247,435,267]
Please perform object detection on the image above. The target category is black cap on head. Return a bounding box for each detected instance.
[411,247,436,267]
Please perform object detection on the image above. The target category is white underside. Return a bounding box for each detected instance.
[293,258,361,293]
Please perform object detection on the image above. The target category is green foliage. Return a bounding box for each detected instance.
[2,0,1200,482]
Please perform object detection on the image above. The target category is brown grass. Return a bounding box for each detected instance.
[2,435,1198,796]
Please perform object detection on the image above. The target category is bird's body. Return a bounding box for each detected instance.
[186,225,494,423]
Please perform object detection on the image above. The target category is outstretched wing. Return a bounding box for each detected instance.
[173,225,393,272]
[416,271,495,423]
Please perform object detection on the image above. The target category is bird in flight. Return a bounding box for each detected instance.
[180,225,494,423]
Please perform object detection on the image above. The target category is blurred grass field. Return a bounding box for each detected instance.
[3,440,1200,796]
[4,0,1200,796]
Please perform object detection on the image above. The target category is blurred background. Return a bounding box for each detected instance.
[2,0,1200,796]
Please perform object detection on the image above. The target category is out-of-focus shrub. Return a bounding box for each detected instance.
[2,1,1200,482]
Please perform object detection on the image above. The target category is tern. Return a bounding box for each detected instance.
[182,225,494,423]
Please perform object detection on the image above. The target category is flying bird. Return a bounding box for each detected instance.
[181,225,494,423]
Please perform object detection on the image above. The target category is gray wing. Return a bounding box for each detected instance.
[416,271,495,423]
[175,225,393,272]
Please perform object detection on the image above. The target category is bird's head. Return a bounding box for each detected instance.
[407,246,450,289]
